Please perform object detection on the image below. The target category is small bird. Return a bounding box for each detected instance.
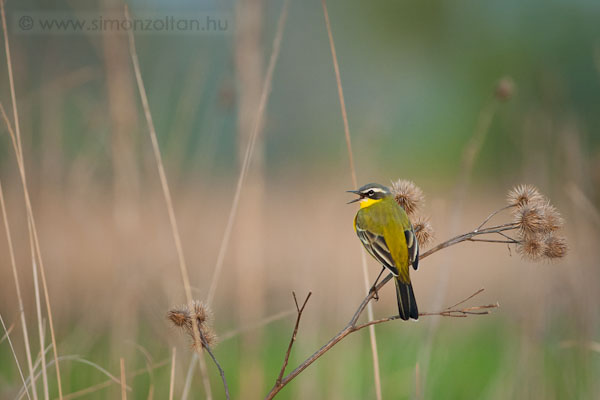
[348,183,419,320]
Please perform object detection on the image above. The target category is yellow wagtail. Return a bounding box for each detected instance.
[348,183,419,320]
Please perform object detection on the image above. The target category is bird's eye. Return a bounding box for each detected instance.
[367,190,375,197]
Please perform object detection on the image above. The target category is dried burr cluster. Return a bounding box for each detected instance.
[168,301,217,350]
[507,184,567,260]
[391,179,434,248]
[391,179,567,262]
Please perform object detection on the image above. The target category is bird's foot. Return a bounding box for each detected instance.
[370,285,380,301]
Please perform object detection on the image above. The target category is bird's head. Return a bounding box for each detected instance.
[347,183,391,207]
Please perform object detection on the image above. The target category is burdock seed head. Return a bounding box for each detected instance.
[540,202,564,233]
[391,179,424,216]
[413,217,434,248]
[517,235,546,261]
[507,184,544,208]
[168,300,217,350]
[514,204,546,236]
[542,234,568,259]
[168,307,191,329]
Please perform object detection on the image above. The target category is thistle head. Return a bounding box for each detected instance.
[542,234,568,259]
[517,235,546,261]
[390,179,424,216]
[413,217,434,248]
[514,204,546,236]
[507,185,567,261]
[507,184,544,208]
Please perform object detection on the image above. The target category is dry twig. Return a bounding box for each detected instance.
[264,280,496,399]
[199,332,230,400]
[275,292,312,387]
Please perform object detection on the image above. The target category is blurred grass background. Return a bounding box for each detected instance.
[1,0,600,399]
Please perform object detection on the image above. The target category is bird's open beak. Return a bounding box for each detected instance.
[346,190,361,204]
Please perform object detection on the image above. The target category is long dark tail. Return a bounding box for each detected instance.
[395,278,418,321]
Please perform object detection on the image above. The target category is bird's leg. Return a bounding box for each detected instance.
[369,267,386,301]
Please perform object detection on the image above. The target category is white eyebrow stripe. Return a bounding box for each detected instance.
[363,187,386,194]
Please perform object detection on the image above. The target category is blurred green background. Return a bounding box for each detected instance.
[1,0,599,399]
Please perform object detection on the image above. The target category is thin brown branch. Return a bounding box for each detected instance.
[495,231,517,242]
[445,288,485,310]
[467,238,519,244]
[420,224,518,259]
[275,292,312,387]
[474,205,515,232]
[264,284,496,400]
[199,332,230,400]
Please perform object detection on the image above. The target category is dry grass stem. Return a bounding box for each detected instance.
[207,0,290,305]
[0,318,16,344]
[322,1,382,397]
[219,309,296,342]
[565,182,600,227]
[120,358,127,400]
[0,179,37,397]
[18,351,133,400]
[29,236,49,400]
[197,354,213,400]
[124,5,193,304]
[1,1,63,395]
[168,347,176,400]
[1,312,32,400]
[559,340,600,354]
[180,354,196,400]
[125,5,213,396]
[58,358,169,400]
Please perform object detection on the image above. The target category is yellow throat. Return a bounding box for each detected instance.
[359,197,382,209]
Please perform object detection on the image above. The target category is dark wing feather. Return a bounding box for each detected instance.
[356,226,399,276]
[404,229,419,270]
